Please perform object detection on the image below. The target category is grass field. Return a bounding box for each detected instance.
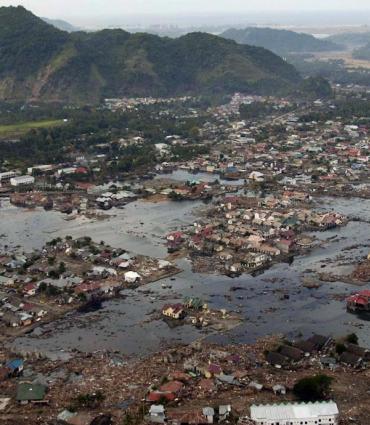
[312,50,370,70]
[0,119,65,138]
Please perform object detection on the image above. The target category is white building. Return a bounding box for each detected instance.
[250,401,339,425]
[148,404,165,423]
[92,266,117,277]
[0,171,18,182]
[10,176,35,187]
[27,165,54,175]
[249,171,265,182]
[57,167,77,176]
[124,271,141,283]
[155,143,170,155]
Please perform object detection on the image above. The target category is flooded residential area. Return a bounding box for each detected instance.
[1,93,370,424]
[1,4,370,424]
[0,189,369,357]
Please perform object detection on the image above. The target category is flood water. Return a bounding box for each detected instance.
[1,194,369,358]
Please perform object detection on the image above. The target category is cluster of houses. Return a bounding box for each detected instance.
[266,334,370,370]
[0,356,48,408]
[0,358,50,409]
[1,93,368,223]
[0,237,178,330]
[0,164,91,189]
[0,359,49,406]
[0,145,114,202]
[167,194,346,275]
[155,93,370,201]
[104,95,195,112]
[0,171,35,188]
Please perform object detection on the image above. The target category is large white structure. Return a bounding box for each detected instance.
[0,171,18,182]
[27,165,54,175]
[10,175,35,187]
[250,401,339,425]
[57,167,77,176]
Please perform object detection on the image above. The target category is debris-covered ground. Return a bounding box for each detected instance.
[1,334,370,424]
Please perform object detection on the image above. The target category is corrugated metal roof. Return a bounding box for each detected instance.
[251,401,339,420]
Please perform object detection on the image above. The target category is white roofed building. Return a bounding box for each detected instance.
[10,175,35,187]
[124,271,141,283]
[57,167,77,176]
[250,401,339,425]
[0,171,18,182]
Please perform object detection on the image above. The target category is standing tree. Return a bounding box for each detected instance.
[293,374,333,401]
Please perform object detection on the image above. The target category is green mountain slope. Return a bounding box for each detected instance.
[221,27,343,55]
[0,7,301,103]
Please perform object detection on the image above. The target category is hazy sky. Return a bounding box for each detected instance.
[1,0,370,26]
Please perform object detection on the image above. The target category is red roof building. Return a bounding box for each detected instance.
[347,290,370,312]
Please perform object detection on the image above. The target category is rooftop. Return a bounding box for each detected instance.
[250,401,339,421]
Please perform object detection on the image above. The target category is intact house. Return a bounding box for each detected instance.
[162,304,186,320]
[346,290,370,312]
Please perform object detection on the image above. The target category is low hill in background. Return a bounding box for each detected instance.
[221,27,343,55]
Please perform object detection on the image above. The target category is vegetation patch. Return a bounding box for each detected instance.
[0,119,64,138]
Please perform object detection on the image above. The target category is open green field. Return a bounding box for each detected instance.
[0,119,65,138]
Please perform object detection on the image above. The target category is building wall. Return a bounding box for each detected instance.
[254,414,338,425]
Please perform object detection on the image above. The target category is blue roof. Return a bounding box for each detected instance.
[6,359,23,371]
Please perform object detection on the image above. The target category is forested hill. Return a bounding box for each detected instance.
[0,6,301,103]
[221,27,343,55]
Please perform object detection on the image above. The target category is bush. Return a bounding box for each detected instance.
[78,292,87,302]
[39,282,47,292]
[73,390,105,408]
[335,343,346,355]
[168,191,185,201]
[46,285,61,296]
[48,269,60,279]
[89,244,100,255]
[47,237,62,246]
[122,413,134,425]
[58,262,66,274]
[346,333,359,345]
[293,374,333,401]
